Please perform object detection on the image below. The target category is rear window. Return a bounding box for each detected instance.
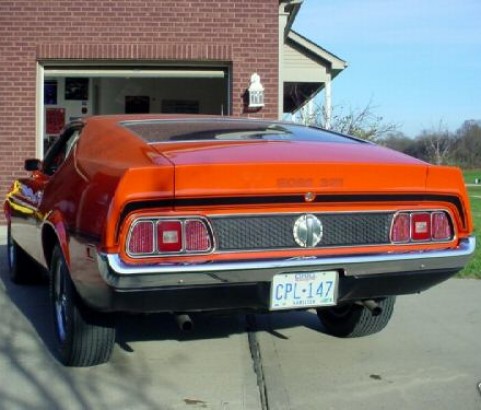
[121,119,362,144]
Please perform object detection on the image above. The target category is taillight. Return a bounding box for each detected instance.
[391,211,453,244]
[185,220,211,251]
[411,212,431,241]
[391,213,410,243]
[432,212,452,240]
[157,221,182,252]
[127,217,213,257]
[128,221,154,255]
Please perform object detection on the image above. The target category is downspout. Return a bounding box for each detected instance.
[324,69,332,130]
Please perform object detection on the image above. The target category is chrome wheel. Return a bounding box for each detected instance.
[53,261,68,343]
[49,245,116,366]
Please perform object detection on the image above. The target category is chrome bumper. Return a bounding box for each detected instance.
[97,236,476,289]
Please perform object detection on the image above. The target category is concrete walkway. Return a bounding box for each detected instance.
[1,226,480,409]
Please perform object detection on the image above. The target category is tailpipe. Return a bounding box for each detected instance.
[174,313,194,331]
[360,300,382,317]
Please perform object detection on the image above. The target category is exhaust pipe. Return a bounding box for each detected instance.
[175,314,194,331]
[360,300,382,317]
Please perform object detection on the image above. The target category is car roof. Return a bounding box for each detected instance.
[82,114,362,145]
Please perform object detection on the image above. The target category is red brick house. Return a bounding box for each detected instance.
[0,0,345,205]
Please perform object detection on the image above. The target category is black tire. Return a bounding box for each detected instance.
[49,245,116,366]
[7,225,38,284]
[316,297,396,338]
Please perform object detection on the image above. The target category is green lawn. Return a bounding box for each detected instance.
[457,183,481,278]
[463,169,481,185]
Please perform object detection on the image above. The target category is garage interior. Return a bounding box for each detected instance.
[42,66,229,151]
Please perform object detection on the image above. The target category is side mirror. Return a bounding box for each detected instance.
[24,159,42,172]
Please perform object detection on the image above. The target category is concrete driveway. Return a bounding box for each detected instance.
[0,226,480,409]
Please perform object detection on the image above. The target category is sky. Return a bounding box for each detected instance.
[292,0,481,137]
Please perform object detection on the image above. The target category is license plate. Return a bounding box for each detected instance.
[270,271,338,310]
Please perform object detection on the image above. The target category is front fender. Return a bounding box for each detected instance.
[5,180,36,219]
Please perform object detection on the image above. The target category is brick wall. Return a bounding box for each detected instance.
[0,0,279,216]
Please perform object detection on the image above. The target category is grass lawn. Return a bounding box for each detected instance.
[462,169,481,185]
[457,182,481,278]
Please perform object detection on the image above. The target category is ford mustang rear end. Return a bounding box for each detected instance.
[4,115,475,366]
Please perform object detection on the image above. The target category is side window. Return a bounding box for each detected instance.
[64,130,80,159]
[43,128,81,175]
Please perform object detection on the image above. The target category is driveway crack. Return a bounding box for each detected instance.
[246,314,269,410]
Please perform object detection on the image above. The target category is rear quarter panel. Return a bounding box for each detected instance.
[425,166,473,235]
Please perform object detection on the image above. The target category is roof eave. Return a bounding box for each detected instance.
[287,30,348,74]
[280,0,304,36]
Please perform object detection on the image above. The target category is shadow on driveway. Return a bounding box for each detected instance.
[0,242,326,409]
[0,240,324,352]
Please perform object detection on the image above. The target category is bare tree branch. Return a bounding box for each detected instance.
[295,100,399,142]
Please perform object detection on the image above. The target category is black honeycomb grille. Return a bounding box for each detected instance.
[211,213,393,251]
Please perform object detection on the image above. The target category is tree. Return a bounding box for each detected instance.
[381,131,414,152]
[296,100,399,142]
[452,120,481,168]
[415,122,455,165]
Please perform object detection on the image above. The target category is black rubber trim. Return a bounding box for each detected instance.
[118,193,466,231]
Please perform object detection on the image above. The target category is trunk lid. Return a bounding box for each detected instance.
[151,140,429,198]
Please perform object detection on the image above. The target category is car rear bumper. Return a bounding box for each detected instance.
[90,236,475,312]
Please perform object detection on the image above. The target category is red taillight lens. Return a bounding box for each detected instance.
[185,220,211,251]
[157,221,183,252]
[391,213,410,243]
[411,213,431,241]
[128,221,154,254]
[391,211,454,244]
[432,212,452,240]
[127,217,212,257]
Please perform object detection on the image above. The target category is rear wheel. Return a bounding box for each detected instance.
[316,297,396,338]
[50,246,116,366]
[7,225,38,284]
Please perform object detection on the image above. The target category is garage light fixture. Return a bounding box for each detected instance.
[248,73,265,108]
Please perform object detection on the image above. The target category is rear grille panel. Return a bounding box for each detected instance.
[211,213,393,251]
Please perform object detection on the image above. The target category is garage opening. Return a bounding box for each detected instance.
[39,65,230,154]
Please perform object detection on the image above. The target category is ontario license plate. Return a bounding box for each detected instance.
[270,271,338,310]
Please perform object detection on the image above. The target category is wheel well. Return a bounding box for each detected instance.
[42,225,59,270]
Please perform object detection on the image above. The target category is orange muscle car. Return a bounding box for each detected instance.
[4,115,475,366]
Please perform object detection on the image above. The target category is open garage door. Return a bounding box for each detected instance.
[39,64,230,155]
